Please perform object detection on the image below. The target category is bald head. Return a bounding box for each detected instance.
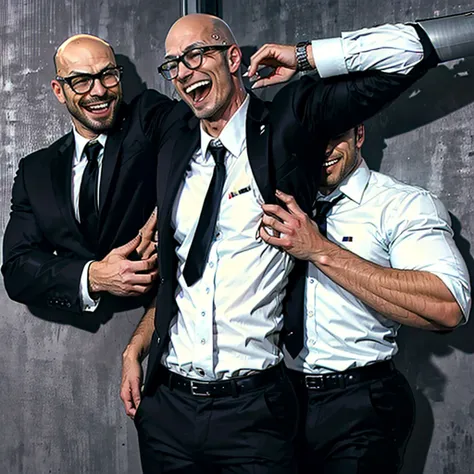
[51,34,122,139]
[54,34,116,75]
[166,14,237,52]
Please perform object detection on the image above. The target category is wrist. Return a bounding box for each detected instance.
[295,41,313,71]
[310,235,336,266]
[123,341,145,363]
[88,261,102,294]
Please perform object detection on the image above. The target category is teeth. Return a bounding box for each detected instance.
[323,158,339,167]
[88,103,109,110]
[185,80,211,94]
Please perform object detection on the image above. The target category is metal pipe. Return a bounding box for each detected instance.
[415,11,474,62]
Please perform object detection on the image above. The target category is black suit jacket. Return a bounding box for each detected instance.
[143,32,438,394]
[2,90,184,317]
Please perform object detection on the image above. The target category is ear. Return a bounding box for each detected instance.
[227,45,242,74]
[51,79,66,104]
[355,124,365,149]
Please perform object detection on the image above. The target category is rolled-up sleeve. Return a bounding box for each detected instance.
[312,23,424,78]
[387,190,471,321]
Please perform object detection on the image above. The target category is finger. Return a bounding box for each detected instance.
[248,44,274,77]
[114,234,141,257]
[140,208,158,239]
[128,254,158,272]
[262,203,293,223]
[127,270,159,286]
[131,379,142,412]
[275,190,305,216]
[141,243,157,260]
[261,214,293,235]
[120,386,136,417]
[259,224,285,247]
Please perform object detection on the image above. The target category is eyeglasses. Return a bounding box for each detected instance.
[158,45,231,81]
[56,66,123,94]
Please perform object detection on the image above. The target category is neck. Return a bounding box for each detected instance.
[201,87,246,137]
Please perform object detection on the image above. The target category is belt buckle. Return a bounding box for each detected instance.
[190,381,211,397]
[305,375,325,390]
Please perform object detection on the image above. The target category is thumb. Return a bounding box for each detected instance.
[114,234,141,257]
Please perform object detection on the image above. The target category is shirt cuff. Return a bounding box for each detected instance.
[311,38,348,78]
[80,261,100,312]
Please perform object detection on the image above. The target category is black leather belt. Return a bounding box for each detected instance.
[288,360,395,391]
[158,364,284,397]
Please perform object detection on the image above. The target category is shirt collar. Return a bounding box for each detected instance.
[199,94,250,160]
[73,128,108,165]
[317,159,370,204]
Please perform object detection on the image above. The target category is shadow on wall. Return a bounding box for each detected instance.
[362,59,474,474]
[364,57,474,171]
[116,54,148,104]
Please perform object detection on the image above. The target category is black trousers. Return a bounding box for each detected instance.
[134,367,299,474]
[291,365,415,474]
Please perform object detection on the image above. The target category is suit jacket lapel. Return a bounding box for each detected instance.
[51,132,88,246]
[246,94,273,203]
[161,116,200,225]
[99,120,126,220]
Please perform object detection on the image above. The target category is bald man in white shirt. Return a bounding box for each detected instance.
[260,124,471,473]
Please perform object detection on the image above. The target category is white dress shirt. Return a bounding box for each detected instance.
[285,160,471,374]
[163,96,292,380]
[72,129,107,312]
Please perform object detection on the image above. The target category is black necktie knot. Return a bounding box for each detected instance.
[84,141,102,163]
[209,143,226,166]
[314,194,345,237]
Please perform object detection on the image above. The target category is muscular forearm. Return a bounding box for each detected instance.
[311,239,462,329]
[122,297,156,362]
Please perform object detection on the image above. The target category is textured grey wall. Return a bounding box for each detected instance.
[1,1,473,473]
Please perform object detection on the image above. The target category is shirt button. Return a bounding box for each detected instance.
[308,310,314,318]
[201,311,206,317]
[209,262,214,268]
[215,232,221,239]
[309,339,316,346]
[196,368,205,376]
[205,288,210,294]
[310,279,315,284]
[200,338,206,345]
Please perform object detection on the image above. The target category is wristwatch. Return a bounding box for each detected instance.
[295,41,312,72]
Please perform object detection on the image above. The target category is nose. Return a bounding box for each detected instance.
[89,77,107,96]
[325,142,335,158]
[176,60,193,81]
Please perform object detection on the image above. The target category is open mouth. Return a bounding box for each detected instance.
[322,156,342,168]
[185,80,212,104]
[82,100,114,116]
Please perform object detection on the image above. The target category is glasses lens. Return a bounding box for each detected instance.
[159,60,178,80]
[70,76,93,94]
[183,49,203,70]
[101,68,121,87]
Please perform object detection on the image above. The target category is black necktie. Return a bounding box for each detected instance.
[285,193,345,358]
[79,141,102,246]
[314,193,345,237]
[183,143,227,286]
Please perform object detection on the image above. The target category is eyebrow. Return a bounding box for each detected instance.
[164,41,207,60]
[65,63,116,77]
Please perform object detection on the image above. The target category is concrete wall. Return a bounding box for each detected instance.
[1,1,473,473]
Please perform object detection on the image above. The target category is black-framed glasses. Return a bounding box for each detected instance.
[158,45,231,81]
[56,66,123,94]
